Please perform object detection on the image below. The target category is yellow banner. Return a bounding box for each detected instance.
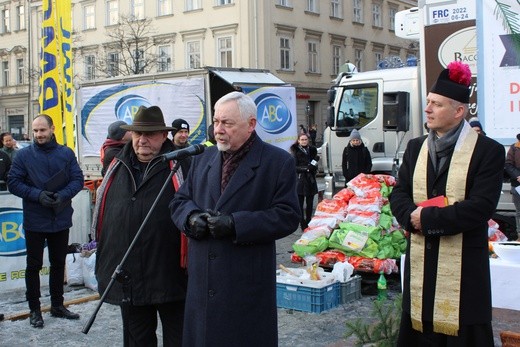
[39,0,74,150]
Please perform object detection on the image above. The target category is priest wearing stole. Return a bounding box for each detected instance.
[390,61,504,347]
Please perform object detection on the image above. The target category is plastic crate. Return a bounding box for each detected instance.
[340,275,362,304]
[276,281,340,313]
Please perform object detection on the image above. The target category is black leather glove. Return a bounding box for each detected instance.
[207,214,235,239]
[39,191,55,207]
[186,211,212,240]
[51,193,63,206]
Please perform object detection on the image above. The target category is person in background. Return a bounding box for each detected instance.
[341,129,372,185]
[390,61,504,346]
[100,120,131,177]
[299,124,307,135]
[0,149,11,190]
[171,118,191,177]
[203,123,216,147]
[505,133,520,240]
[469,118,486,136]
[93,106,187,346]
[290,133,319,230]
[0,132,19,161]
[8,114,84,328]
[169,91,300,346]
[309,123,318,146]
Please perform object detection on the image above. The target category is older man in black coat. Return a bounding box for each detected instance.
[170,91,300,347]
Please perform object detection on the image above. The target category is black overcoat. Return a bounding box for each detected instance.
[170,135,300,347]
[290,143,318,196]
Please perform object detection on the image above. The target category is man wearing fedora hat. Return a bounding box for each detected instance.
[390,62,504,346]
[93,105,187,346]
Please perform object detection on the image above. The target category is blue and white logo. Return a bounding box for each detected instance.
[255,93,293,134]
[114,95,151,124]
[0,208,26,257]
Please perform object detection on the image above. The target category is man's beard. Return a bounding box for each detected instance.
[216,142,230,152]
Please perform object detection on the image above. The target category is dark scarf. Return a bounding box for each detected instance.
[427,121,464,174]
[221,131,256,193]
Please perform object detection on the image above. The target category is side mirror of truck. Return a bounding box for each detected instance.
[327,88,336,104]
[383,91,410,132]
[327,106,335,127]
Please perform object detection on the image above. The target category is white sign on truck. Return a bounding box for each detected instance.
[77,67,298,178]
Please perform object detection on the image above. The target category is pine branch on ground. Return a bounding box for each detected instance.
[344,294,402,347]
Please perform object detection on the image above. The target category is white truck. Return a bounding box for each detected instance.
[321,0,520,236]
[76,66,298,179]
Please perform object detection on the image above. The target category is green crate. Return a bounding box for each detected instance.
[276,281,340,313]
[340,275,362,304]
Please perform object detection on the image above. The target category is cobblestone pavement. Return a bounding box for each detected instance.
[0,228,517,346]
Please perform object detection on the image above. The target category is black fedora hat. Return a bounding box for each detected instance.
[121,106,174,131]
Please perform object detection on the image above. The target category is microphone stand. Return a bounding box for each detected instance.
[82,160,182,334]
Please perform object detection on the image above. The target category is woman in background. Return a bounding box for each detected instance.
[290,133,319,230]
[342,129,372,185]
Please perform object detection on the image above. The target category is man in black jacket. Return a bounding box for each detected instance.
[93,106,187,346]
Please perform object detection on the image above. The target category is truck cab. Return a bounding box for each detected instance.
[322,66,423,197]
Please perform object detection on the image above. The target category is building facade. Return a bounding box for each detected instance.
[0,0,417,142]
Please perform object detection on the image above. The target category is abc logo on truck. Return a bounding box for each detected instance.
[255,93,293,134]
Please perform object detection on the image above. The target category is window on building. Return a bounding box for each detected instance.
[374,51,383,69]
[307,41,319,73]
[186,0,201,11]
[187,41,201,69]
[331,0,342,18]
[332,45,342,75]
[157,45,172,72]
[83,4,95,30]
[106,0,118,26]
[131,0,144,20]
[2,61,9,86]
[216,0,232,5]
[16,58,23,84]
[307,0,318,12]
[389,6,397,31]
[355,48,363,72]
[158,0,173,16]
[1,9,10,33]
[107,52,119,77]
[16,5,24,31]
[133,49,145,73]
[85,55,96,80]
[217,37,232,68]
[372,2,382,28]
[278,0,291,6]
[353,0,363,23]
[280,37,292,70]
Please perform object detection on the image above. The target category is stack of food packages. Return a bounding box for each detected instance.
[292,173,404,274]
[292,173,510,271]
[488,219,508,258]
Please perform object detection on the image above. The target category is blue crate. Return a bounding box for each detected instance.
[340,275,362,304]
[276,281,340,313]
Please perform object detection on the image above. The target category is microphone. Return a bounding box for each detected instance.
[162,144,205,161]
[310,155,320,167]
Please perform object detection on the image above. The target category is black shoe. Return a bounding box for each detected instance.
[29,310,44,328]
[50,305,79,320]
